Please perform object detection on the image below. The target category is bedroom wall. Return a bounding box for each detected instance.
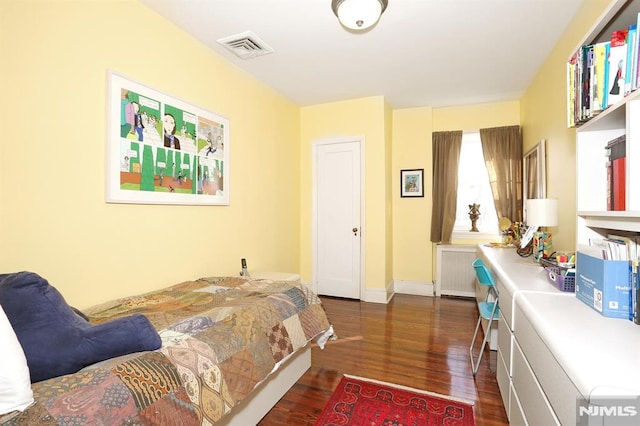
[300,97,392,298]
[520,0,611,252]
[0,0,301,308]
[390,102,520,288]
[391,107,432,284]
[0,0,613,307]
[432,101,520,132]
[383,101,394,290]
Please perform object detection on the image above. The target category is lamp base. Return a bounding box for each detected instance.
[516,240,533,257]
[533,231,553,262]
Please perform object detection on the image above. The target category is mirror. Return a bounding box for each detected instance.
[523,139,546,222]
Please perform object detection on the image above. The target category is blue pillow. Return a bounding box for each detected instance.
[0,272,162,383]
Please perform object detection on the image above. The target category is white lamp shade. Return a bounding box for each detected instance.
[335,0,384,30]
[526,198,558,227]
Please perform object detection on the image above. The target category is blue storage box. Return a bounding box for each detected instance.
[576,251,631,319]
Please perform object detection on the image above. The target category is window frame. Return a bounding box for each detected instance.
[451,131,499,240]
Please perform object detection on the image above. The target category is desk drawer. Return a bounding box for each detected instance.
[510,382,527,426]
[497,346,510,419]
[512,340,560,425]
[497,280,514,330]
[514,296,582,425]
[497,312,512,374]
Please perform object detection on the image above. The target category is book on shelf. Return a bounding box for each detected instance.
[613,156,625,210]
[632,260,639,324]
[593,41,610,113]
[567,18,640,126]
[586,235,637,261]
[586,238,614,260]
[608,29,628,106]
[582,45,593,119]
[568,55,576,127]
[636,12,640,90]
[600,234,640,323]
[568,49,582,124]
[607,233,638,261]
[606,155,613,210]
[606,135,626,211]
[625,23,637,95]
[568,48,587,125]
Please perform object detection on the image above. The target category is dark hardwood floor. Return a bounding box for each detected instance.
[259,293,509,426]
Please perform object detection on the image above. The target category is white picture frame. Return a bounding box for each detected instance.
[106,71,230,205]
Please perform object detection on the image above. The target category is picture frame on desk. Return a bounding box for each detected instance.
[400,169,424,197]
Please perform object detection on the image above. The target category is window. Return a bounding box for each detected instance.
[453,131,499,236]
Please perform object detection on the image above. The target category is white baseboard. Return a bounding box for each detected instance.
[362,280,394,304]
[394,280,434,297]
[306,280,391,303]
[310,280,434,303]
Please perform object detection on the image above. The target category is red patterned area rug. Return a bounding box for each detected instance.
[315,375,476,426]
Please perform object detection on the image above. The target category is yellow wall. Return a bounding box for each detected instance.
[390,102,520,283]
[0,0,615,307]
[391,107,432,282]
[433,101,521,132]
[384,102,394,287]
[300,97,391,292]
[0,0,301,308]
[520,0,611,252]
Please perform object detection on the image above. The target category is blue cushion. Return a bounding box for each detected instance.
[0,272,162,383]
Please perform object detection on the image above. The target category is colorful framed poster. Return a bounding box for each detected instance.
[400,169,424,197]
[107,71,229,205]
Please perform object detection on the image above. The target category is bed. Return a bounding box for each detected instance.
[0,273,334,425]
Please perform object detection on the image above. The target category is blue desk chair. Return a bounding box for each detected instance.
[469,258,499,375]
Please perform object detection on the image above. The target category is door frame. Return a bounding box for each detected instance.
[311,136,366,299]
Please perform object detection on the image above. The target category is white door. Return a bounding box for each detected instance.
[313,138,362,299]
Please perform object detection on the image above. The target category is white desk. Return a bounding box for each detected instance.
[478,244,640,425]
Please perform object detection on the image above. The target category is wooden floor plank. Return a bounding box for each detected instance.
[259,294,509,425]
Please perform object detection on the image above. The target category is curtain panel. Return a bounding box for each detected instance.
[430,131,462,243]
[479,125,523,224]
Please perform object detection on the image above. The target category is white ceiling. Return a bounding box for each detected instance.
[140,0,584,109]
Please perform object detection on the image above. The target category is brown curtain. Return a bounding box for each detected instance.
[479,126,523,224]
[430,131,462,243]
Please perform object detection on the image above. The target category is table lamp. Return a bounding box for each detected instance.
[520,198,558,261]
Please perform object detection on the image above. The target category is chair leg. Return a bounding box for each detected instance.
[469,315,483,375]
[472,320,492,375]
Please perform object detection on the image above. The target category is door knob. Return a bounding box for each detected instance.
[353,227,358,236]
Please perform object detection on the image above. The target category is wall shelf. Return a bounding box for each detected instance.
[578,211,640,232]
[574,0,640,241]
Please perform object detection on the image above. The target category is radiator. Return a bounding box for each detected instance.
[435,244,476,297]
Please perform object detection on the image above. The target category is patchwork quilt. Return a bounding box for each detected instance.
[1,276,333,425]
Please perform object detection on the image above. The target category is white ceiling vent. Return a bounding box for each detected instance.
[217,31,274,60]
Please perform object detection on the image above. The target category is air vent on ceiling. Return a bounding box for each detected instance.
[217,31,274,60]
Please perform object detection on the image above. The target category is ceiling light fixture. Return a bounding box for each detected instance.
[331,0,388,31]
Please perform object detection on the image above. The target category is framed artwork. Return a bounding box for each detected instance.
[400,169,424,197]
[106,71,230,205]
[523,139,546,200]
[523,139,546,221]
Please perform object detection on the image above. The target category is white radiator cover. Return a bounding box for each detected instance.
[435,244,476,297]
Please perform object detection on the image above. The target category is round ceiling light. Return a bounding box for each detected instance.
[331,0,388,31]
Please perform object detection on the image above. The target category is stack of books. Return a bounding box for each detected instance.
[568,15,640,127]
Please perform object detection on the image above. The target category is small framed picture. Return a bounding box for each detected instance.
[400,169,424,197]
